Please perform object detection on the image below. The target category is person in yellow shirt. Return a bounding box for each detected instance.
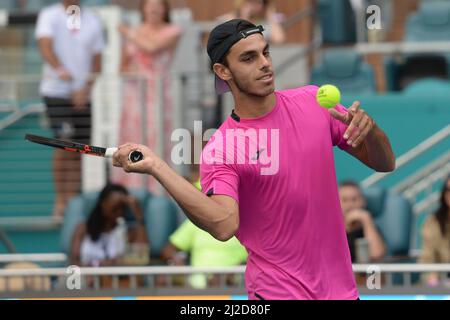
[160,179,247,288]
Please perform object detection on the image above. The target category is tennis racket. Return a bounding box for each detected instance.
[25,134,144,163]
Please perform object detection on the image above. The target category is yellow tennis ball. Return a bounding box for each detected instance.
[316,84,341,109]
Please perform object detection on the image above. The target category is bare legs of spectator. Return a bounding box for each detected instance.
[53,149,81,218]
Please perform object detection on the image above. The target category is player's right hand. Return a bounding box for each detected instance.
[112,143,162,176]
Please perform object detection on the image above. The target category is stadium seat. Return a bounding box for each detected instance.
[311,49,376,93]
[59,189,179,261]
[317,0,356,44]
[363,187,413,257]
[405,1,450,42]
[385,1,450,91]
[403,78,450,95]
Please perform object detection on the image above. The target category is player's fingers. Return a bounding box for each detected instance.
[344,109,364,140]
[114,144,135,166]
[112,147,128,167]
[112,151,122,167]
[347,116,369,144]
[350,119,374,148]
[348,101,361,116]
[329,108,348,123]
[118,143,135,150]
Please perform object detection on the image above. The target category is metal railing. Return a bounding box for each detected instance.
[392,151,450,194]
[0,264,448,298]
[360,125,449,253]
[0,253,67,264]
[0,103,45,132]
[361,124,450,188]
[355,41,450,55]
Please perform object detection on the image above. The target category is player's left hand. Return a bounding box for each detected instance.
[329,101,375,148]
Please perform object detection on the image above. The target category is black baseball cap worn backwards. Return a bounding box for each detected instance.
[207,19,265,94]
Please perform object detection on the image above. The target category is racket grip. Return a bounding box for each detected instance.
[104,148,143,163]
[129,151,144,163]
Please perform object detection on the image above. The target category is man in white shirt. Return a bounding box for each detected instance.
[36,0,105,217]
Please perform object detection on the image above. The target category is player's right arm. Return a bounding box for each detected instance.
[113,144,239,242]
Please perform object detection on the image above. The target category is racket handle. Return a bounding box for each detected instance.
[104,148,144,163]
[129,151,144,163]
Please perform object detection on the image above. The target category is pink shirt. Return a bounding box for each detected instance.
[200,85,359,300]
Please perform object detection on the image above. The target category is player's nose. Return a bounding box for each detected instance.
[259,54,271,69]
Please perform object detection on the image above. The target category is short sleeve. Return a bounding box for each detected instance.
[169,219,195,252]
[330,104,351,150]
[200,145,239,203]
[35,9,54,39]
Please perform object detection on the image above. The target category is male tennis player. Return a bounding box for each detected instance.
[113,19,395,300]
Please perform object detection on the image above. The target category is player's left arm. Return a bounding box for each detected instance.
[329,101,396,172]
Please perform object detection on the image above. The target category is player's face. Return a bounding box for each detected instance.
[102,192,127,221]
[339,186,365,215]
[225,34,275,97]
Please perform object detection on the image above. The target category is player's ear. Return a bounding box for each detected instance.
[213,63,232,82]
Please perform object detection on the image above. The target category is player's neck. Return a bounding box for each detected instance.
[232,92,277,119]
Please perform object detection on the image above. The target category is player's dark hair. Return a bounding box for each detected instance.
[434,175,450,237]
[209,22,256,71]
[86,184,129,242]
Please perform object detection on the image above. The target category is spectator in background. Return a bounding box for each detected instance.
[339,181,386,263]
[112,0,182,192]
[160,179,247,289]
[161,219,248,288]
[36,0,105,217]
[217,0,286,44]
[70,184,149,267]
[0,262,51,292]
[419,176,450,287]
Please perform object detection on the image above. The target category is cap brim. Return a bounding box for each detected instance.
[215,75,230,95]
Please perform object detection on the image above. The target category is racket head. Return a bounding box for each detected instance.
[25,134,107,157]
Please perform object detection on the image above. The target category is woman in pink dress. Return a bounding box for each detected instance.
[113,0,182,192]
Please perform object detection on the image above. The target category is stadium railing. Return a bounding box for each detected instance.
[0,253,67,264]
[0,264,449,299]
